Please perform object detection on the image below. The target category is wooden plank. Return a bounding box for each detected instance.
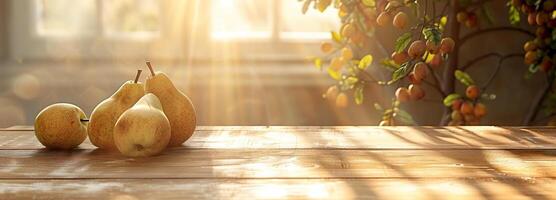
[1,126,556,150]
[0,178,554,200]
[0,149,554,179]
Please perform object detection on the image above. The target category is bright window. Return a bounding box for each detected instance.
[36,0,97,36]
[11,0,341,60]
[211,0,273,40]
[36,0,160,38]
[210,0,340,41]
[280,1,340,40]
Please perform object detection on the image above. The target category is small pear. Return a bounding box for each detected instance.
[113,93,171,157]
[88,70,145,150]
[34,103,88,150]
[144,62,197,146]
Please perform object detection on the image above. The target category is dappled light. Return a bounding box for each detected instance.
[1,0,556,199]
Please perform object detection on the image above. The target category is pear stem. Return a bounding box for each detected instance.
[134,70,142,83]
[146,61,155,76]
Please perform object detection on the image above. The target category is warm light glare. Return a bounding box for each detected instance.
[211,0,272,39]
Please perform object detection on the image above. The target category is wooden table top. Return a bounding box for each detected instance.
[1,126,555,199]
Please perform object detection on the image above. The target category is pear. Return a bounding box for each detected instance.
[113,93,171,157]
[88,70,145,150]
[144,62,197,146]
[34,103,88,150]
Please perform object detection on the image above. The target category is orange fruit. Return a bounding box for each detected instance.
[341,23,355,37]
[452,99,463,111]
[408,84,425,100]
[412,62,428,81]
[395,87,410,102]
[336,93,348,107]
[376,12,391,26]
[456,12,468,23]
[460,101,474,115]
[321,42,333,53]
[393,12,408,29]
[473,103,487,117]
[408,40,426,59]
[426,40,438,53]
[524,51,538,65]
[392,51,410,65]
[439,37,455,54]
[466,85,480,99]
[341,47,353,60]
[325,85,339,99]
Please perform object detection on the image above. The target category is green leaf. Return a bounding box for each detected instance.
[383,109,394,116]
[361,0,375,7]
[529,63,540,74]
[395,108,417,125]
[358,55,373,70]
[508,3,520,25]
[317,0,332,12]
[459,0,472,7]
[302,0,312,14]
[481,4,495,25]
[314,57,322,70]
[443,93,462,107]
[327,68,341,80]
[345,76,359,86]
[439,16,448,27]
[454,70,475,86]
[422,27,441,45]
[331,31,343,44]
[394,33,412,53]
[380,59,400,71]
[374,102,383,111]
[388,62,410,84]
[354,86,364,105]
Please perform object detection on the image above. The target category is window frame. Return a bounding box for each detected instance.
[9,0,334,61]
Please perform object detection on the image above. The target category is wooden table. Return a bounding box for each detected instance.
[1,126,555,199]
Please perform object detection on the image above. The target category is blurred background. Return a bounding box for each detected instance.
[0,0,542,127]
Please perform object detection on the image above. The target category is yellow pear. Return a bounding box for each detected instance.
[144,62,196,146]
[88,70,145,150]
[113,93,171,157]
[34,103,88,150]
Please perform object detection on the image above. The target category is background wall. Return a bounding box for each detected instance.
[0,1,548,128]
[0,1,8,60]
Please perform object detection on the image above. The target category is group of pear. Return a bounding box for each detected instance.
[34,62,196,157]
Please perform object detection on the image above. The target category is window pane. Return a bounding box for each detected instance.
[103,0,160,37]
[211,0,272,40]
[280,1,340,40]
[37,0,97,36]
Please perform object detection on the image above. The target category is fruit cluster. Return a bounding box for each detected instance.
[314,0,461,125]
[456,10,479,28]
[447,85,487,125]
[513,0,556,73]
[394,37,455,103]
[34,62,197,157]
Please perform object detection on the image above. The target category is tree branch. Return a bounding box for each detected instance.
[425,64,446,96]
[440,0,461,125]
[480,53,523,91]
[423,79,446,97]
[459,27,534,45]
[460,52,502,71]
[523,76,554,125]
[460,0,495,12]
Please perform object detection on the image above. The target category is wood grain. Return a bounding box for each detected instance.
[0,149,554,179]
[1,126,555,199]
[1,178,555,200]
[1,126,556,150]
